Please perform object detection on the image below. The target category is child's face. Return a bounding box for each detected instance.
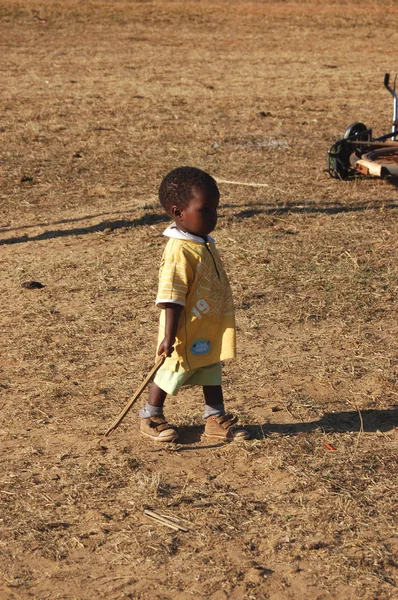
[172,186,219,237]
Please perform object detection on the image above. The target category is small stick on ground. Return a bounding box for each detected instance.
[159,512,192,525]
[347,396,365,449]
[216,177,270,187]
[216,178,287,193]
[143,509,189,532]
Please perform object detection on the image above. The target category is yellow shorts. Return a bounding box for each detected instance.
[153,362,222,396]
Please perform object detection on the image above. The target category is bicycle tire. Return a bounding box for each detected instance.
[362,147,398,176]
[343,122,368,140]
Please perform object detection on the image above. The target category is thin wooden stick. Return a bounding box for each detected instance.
[355,406,364,450]
[347,396,365,449]
[104,354,166,437]
[159,512,192,525]
[216,178,271,188]
[143,509,188,532]
[215,178,286,193]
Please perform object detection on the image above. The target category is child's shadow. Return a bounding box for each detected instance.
[161,408,397,448]
[247,408,398,439]
[175,425,225,449]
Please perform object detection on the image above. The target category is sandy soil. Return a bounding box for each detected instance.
[1,1,397,599]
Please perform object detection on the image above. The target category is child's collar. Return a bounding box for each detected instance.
[163,223,215,244]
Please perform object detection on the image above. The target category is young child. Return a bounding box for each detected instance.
[139,166,250,443]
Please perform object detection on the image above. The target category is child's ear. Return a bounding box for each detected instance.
[171,205,183,220]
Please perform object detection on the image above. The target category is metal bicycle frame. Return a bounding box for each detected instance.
[328,73,398,179]
[384,73,398,140]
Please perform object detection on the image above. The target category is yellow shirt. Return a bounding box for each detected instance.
[156,224,236,371]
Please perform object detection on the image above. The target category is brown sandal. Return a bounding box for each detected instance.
[140,416,179,442]
[204,413,251,441]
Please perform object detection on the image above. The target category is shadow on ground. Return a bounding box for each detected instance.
[228,200,398,220]
[248,408,398,439]
[173,426,225,449]
[1,200,397,246]
[0,213,170,245]
[137,409,398,448]
[0,208,158,234]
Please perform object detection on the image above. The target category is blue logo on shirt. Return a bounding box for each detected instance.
[190,340,211,355]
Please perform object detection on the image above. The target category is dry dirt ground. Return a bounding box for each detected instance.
[1,1,398,599]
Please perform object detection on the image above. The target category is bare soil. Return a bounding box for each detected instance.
[1,1,397,599]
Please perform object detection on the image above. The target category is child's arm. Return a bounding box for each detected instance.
[157,303,183,357]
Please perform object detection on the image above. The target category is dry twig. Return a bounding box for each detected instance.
[143,509,189,532]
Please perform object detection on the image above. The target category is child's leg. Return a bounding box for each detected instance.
[139,365,185,441]
[139,382,167,418]
[203,385,225,417]
[203,385,250,441]
[139,383,178,442]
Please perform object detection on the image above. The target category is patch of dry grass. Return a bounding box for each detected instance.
[1,1,398,599]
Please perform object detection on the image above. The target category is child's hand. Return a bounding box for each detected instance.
[158,304,182,357]
[158,337,175,357]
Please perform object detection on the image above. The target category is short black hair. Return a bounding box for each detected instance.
[158,166,219,213]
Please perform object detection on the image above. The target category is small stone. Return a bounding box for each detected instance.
[21,281,45,289]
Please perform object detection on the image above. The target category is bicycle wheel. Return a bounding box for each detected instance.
[343,122,368,140]
[361,147,398,176]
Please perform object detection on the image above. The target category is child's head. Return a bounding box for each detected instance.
[158,166,220,237]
